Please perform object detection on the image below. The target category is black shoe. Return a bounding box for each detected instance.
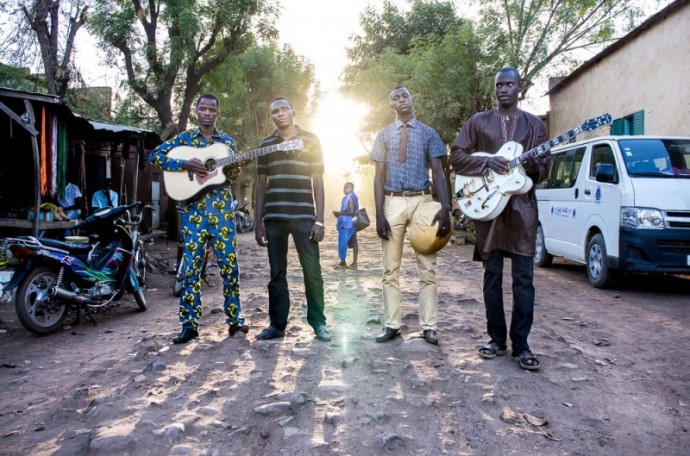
[314,325,332,341]
[257,326,285,340]
[423,329,438,345]
[228,324,249,337]
[173,326,198,344]
[375,327,400,343]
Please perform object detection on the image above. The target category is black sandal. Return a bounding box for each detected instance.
[478,342,507,359]
[515,350,540,370]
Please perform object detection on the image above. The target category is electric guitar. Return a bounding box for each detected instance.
[163,139,304,201]
[454,114,612,221]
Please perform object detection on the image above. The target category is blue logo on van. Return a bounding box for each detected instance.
[595,186,602,203]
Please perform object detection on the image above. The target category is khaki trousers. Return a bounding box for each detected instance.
[381,194,437,330]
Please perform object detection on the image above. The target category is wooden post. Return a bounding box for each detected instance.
[25,99,41,237]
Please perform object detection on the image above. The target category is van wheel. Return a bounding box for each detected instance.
[534,226,553,267]
[587,234,613,288]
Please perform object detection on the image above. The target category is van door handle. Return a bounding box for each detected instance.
[574,188,579,199]
[584,188,591,195]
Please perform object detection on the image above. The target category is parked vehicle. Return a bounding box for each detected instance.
[123,204,154,289]
[172,239,215,297]
[2,202,147,334]
[535,136,690,287]
[233,200,254,233]
[172,207,215,297]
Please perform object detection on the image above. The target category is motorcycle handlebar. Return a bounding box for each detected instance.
[76,202,143,229]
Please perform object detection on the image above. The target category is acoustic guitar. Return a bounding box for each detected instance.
[163,139,303,201]
[454,114,611,221]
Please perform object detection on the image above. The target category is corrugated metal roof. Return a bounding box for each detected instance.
[87,119,152,134]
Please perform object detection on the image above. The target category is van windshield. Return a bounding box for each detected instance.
[619,139,690,178]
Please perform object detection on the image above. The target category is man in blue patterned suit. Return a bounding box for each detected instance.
[148,93,248,344]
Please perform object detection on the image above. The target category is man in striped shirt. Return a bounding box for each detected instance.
[254,97,331,342]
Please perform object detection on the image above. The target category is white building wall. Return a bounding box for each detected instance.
[549,4,690,138]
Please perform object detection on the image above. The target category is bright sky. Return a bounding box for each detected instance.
[275,0,398,91]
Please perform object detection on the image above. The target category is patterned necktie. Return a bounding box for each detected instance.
[399,123,407,163]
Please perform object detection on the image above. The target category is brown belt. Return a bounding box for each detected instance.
[385,189,432,197]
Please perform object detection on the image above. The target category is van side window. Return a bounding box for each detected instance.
[589,145,619,183]
[540,147,585,189]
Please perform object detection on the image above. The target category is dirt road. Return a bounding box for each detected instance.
[0,228,688,455]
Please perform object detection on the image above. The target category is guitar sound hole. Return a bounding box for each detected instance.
[205,161,216,172]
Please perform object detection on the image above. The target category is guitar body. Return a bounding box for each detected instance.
[161,138,304,201]
[454,141,533,221]
[163,144,231,201]
[453,113,612,222]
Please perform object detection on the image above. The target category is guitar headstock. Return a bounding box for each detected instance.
[279,138,305,152]
[581,113,612,132]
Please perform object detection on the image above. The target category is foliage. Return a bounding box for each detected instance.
[347,0,462,63]
[343,0,492,142]
[476,0,643,97]
[344,0,651,142]
[202,43,317,149]
[0,0,89,97]
[0,62,43,93]
[112,85,161,130]
[87,0,278,130]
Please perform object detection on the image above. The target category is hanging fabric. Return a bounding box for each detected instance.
[40,106,48,195]
[45,110,53,195]
[51,113,58,196]
[56,121,68,201]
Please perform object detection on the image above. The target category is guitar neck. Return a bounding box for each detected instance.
[215,143,287,168]
[509,126,583,169]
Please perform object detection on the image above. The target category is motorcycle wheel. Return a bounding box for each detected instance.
[15,267,68,334]
[172,255,185,297]
[133,287,147,311]
[133,240,147,288]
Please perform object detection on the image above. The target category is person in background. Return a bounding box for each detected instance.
[449,67,549,371]
[58,181,83,220]
[147,92,248,344]
[370,86,451,346]
[91,178,118,211]
[254,96,331,342]
[332,182,359,269]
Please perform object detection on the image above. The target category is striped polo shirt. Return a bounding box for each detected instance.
[257,127,324,221]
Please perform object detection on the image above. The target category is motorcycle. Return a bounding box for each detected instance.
[234,201,255,233]
[2,202,147,334]
[172,207,215,297]
[123,204,154,289]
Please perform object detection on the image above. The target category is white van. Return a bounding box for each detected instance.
[534,136,690,287]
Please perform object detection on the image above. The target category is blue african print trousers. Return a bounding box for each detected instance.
[178,187,243,330]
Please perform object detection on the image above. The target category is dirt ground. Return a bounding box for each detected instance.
[0,227,688,456]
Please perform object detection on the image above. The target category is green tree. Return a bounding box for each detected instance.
[87,0,278,130]
[202,43,317,149]
[342,0,490,141]
[347,0,462,63]
[477,0,643,98]
[0,63,43,92]
[0,0,89,97]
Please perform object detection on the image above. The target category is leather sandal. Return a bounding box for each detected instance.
[478,341,507,359]
[515,350,540,370]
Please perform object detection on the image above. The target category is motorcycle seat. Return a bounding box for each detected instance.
[40,238,92,253]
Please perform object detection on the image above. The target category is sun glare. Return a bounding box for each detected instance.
[312,91,369,177]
